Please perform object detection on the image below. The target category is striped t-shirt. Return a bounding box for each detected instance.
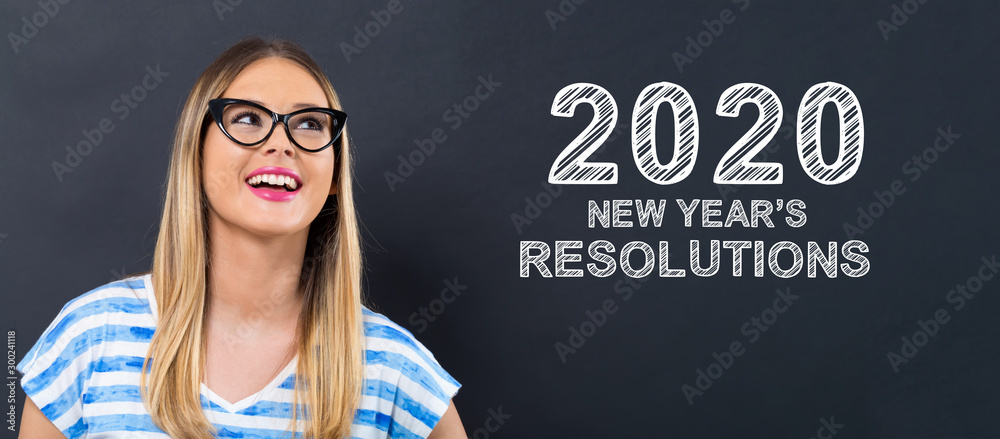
[16,273,461,438]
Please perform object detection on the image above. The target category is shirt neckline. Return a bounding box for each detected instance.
[139,272,298,414]
[201,354,298,413]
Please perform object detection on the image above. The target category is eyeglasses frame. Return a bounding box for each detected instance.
[207,98,348,153]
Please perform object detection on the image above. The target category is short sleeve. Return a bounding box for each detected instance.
[361,310,461,438]
[17,297,103,438]
[393,333,461,427]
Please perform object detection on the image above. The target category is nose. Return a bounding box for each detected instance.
[263,122,296,157]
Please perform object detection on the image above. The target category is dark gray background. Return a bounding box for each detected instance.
[2,1,999,437]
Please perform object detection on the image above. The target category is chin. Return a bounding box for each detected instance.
[248,225,307,238]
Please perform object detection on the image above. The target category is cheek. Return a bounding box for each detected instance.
[309,154,338,194]
[201,132,245,202]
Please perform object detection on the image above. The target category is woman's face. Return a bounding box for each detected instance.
[201,57,337,238]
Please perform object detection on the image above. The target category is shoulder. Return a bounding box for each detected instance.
[361,306,430,356]
[18,273,155,375]
[361,306,458,387]
[16,273,156,434]
[357,306,461,436]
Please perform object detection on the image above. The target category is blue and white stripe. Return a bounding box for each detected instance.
[17,273,461,438]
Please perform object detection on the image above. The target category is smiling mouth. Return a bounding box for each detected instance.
[246,174,301,192]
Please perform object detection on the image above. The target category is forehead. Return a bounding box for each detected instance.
[223,57,328,110]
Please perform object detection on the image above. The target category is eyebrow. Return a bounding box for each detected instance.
[244,98,323,111]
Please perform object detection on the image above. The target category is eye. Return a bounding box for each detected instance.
[230,110,263,126]
[294,115,326,131]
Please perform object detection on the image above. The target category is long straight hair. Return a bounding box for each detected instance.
[138,36,364,438]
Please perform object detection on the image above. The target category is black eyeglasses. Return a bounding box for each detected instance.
[208,98,348,153]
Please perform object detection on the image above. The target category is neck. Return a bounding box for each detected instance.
[204,213,308,337]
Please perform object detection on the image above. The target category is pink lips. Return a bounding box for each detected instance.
[245,166,302,202]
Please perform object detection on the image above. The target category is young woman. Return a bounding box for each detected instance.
[17,36,465,438]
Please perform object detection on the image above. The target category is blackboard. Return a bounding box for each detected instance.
[2,0,999,437]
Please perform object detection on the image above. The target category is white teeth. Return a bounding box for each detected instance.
[246,173,299,190]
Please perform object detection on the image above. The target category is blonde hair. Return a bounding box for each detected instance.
[138,36,364,438]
